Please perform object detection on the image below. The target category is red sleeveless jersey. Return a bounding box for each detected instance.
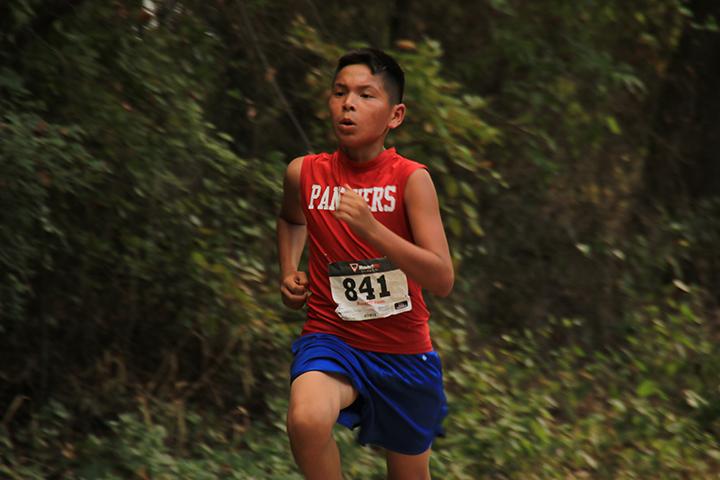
[299,147,432,354]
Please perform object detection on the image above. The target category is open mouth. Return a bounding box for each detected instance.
[339,118,355,126]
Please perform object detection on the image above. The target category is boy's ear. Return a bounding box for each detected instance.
[388,103,406,130]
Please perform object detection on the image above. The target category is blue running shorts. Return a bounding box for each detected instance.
[290,333,448,455]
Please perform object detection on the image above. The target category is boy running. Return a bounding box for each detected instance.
[277,48,454,480]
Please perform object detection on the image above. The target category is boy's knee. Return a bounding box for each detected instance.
[286,401,336,443]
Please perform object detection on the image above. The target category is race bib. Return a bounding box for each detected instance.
[328,257,412,321]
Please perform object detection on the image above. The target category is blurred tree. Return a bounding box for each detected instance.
[640,0,720,302]
[0,0,287,426]
[644,0,720,202]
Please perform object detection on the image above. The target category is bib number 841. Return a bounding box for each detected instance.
[342,275,391,301]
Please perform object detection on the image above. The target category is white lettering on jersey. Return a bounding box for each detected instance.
[371,187,385,212]
[330,186,343,211]
[384,185,396,212]
[317,185,331,210]
[308,184,322,209]
[359,188,372,203]
[307,184,397,212]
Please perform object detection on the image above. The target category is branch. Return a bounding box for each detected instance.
[237,0,313,153]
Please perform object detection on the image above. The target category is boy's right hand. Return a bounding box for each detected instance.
[280,271,310,309]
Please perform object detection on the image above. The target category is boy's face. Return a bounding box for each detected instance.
[329,64,405,151]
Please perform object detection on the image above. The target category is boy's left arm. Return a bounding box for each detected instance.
[333,169,454,297]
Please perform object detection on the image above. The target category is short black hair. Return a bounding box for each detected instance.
[333,48,405,104]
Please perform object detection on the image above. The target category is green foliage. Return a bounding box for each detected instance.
[4,299,718,479]
[431,301,720,479]
[1,398,303,479]
[1,0,291,440]
[448,0,691,333]
[0,112,102,319]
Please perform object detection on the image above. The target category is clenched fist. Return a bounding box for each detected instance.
[280,271,310,309]
[332,184,378,238]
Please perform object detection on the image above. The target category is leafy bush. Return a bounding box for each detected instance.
[432,300,720,479]
[3,298,718,479]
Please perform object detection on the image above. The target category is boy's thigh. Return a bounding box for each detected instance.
[385,448,431,480]
[290,371,358,417]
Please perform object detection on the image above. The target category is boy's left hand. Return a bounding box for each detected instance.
[332,184,377,237]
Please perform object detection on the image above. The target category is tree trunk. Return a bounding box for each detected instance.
[644,0,720,206]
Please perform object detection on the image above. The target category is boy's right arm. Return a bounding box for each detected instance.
[277,156,309,309]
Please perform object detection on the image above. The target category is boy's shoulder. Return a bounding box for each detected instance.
[304,151,333,159]
[389,150,428,178]
[295,151,332,167]
[394,150,425,167]
[286,151,331,173]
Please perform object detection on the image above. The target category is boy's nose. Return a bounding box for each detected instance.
[342,94,356,110]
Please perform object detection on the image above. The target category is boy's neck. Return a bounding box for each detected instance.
[340,144,385,163]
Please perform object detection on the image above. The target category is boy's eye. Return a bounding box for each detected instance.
[361,93,372,99]
[333,91,345,97]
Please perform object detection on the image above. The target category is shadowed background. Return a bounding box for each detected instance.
[1,0,719,478]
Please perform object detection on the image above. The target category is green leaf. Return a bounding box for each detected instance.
[636,379,658,398]
[605,115,622,135]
